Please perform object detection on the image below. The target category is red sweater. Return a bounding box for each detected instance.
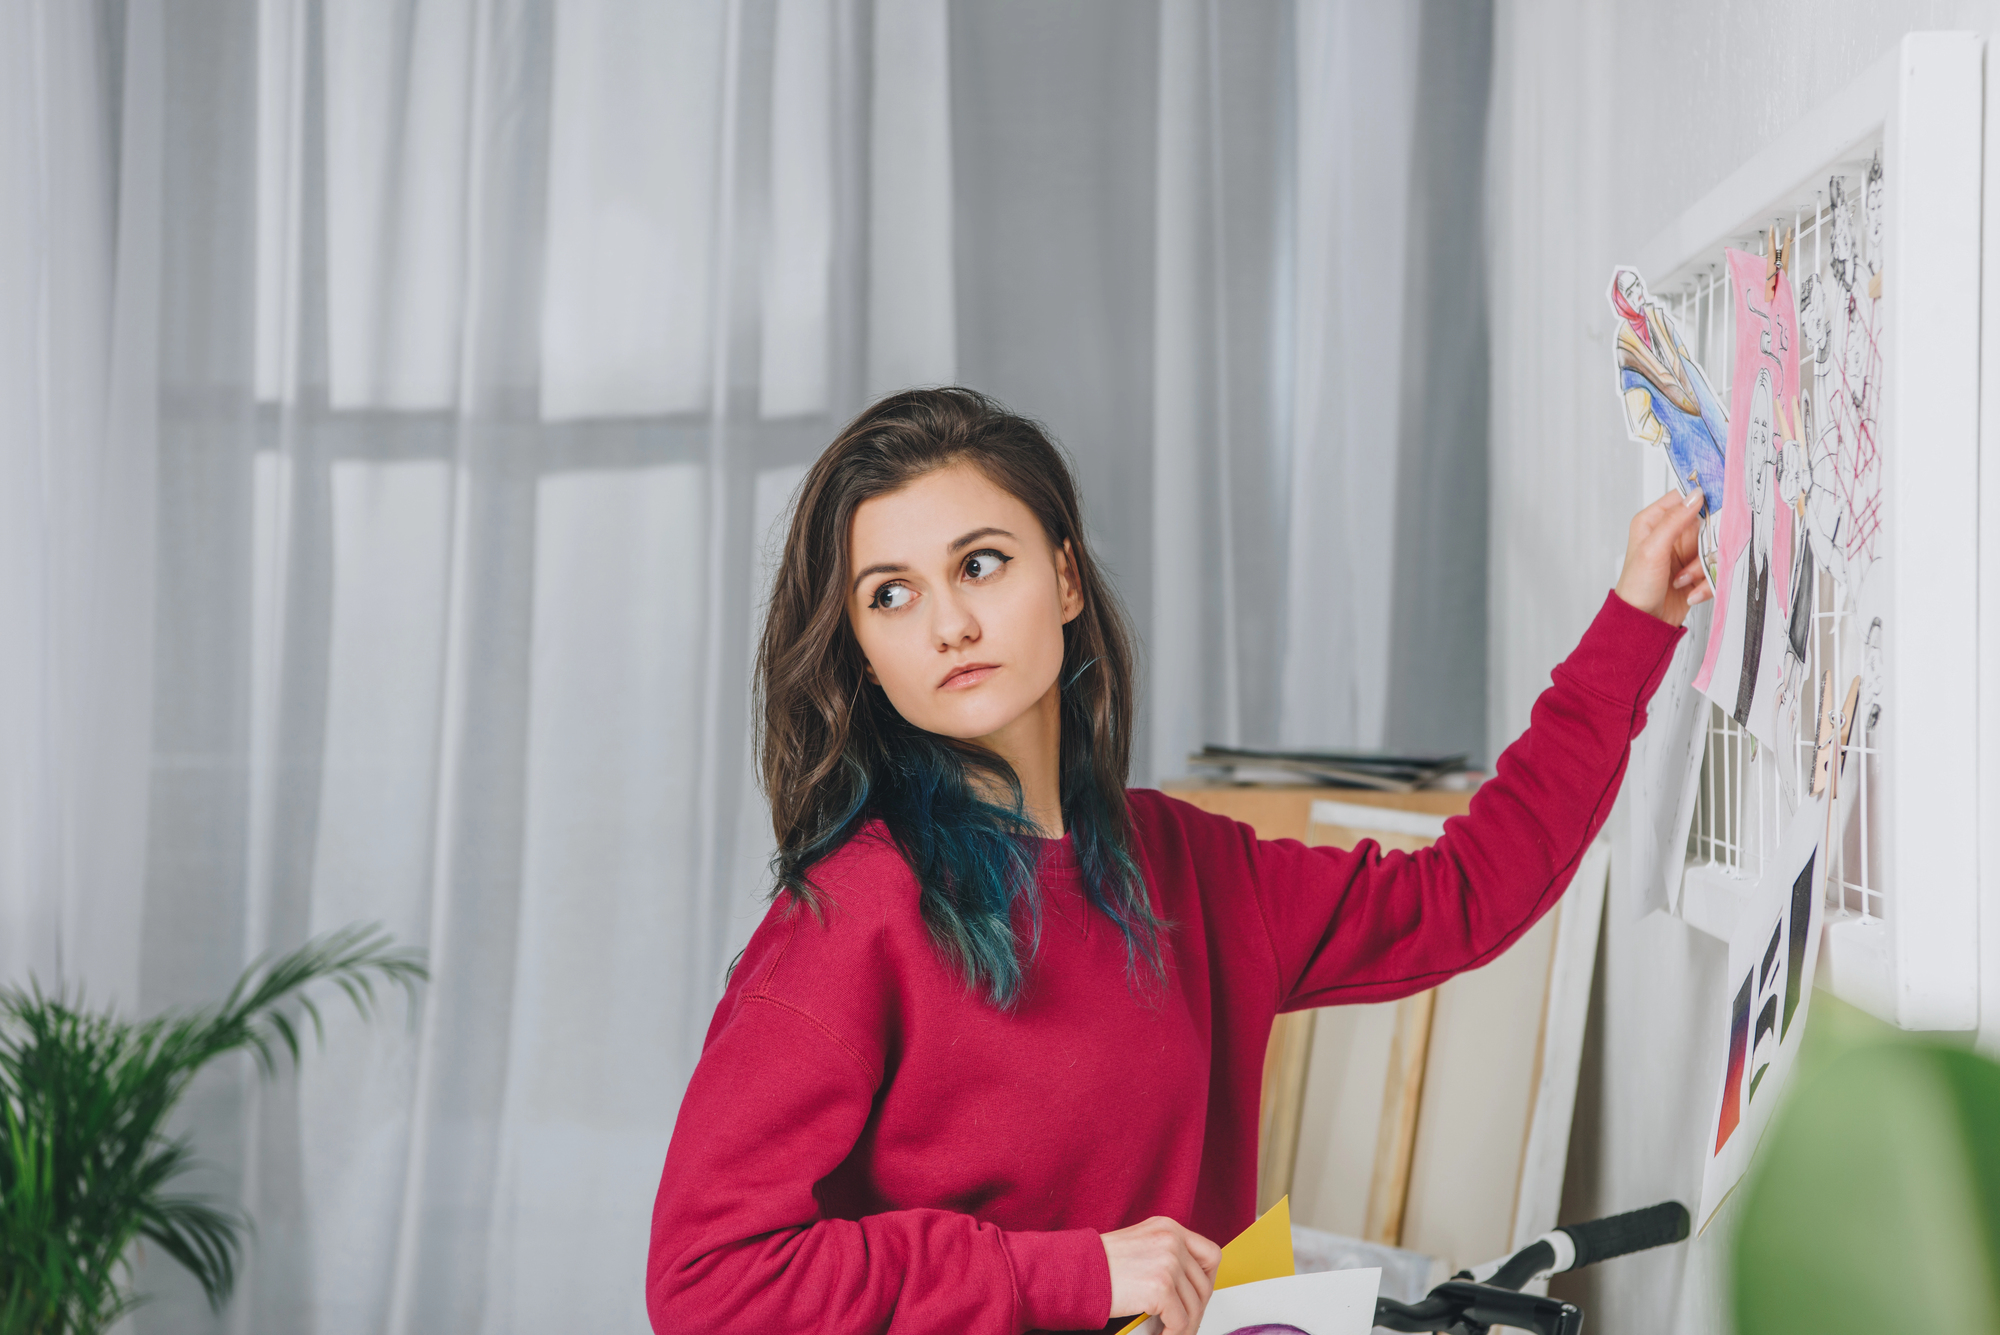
[648,593,1680,1333]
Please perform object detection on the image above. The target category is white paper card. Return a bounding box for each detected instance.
[1626,598,1711,917]
[1193,1267,1381,1335]
[1696,793,1827,1229]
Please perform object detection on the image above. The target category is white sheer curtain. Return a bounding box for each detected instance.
[2,2,1490,1331]
[0,0,161,1012]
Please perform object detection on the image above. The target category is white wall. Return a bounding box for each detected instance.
[1487,4,2000,1332]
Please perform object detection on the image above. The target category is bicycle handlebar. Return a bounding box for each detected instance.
[1560,1200,1690,1268]
[1373,1200,1690,1334]
[1481,1199,1692,1290]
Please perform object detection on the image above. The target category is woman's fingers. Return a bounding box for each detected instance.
[1166,1265,1200,1335]
[1166,1231,1216,1334]
[1632,486,1693,541]
[1102,1216,1221,1333]
[1187,1229,1222,1278]
[1653,491,1703,548]
[1634,488,1681,522]
[1614,489,1706,627]
[1182,1244,1215,1306]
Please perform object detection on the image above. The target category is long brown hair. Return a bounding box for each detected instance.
[755,387,1161,1005]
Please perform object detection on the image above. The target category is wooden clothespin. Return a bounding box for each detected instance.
[1765,224,1791,300]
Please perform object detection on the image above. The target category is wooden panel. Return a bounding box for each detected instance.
[1396,906,1561,1270]
[1288,1000,1400,1237]
[1277,810,1444,1242]
[1255,1010,1317,1215]
[1362,989,1436,1246]
[1510,842,1611,1249]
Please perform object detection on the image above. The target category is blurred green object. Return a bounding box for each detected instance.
[0,925,426,1335]
[1733,1002,2000,1333]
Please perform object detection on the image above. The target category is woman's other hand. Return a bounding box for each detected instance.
[1615,490,1712,627]
[1102,1216,1221,1334]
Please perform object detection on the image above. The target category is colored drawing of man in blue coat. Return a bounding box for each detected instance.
[1609,266,1729,584]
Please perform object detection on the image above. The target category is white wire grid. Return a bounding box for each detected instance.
[1665,168,1885,923]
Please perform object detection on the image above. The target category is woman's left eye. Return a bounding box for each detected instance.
[964,549,1011,581]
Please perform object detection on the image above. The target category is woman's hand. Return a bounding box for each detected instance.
[1102,1216,1221,1334]
[1614,490,1712,627]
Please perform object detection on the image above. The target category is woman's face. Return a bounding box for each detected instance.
[846,463,1081,743]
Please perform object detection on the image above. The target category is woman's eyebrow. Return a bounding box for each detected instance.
[851,561,906,593]
[850,529,1015,593]
[948,527,1015,553]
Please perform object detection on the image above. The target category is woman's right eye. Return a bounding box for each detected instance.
[871,583,915,611]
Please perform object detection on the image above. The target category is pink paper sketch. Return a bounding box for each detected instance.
[1693,247,1799,753]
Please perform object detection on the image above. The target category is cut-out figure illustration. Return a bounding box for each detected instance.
[1813,672,1861,799]
[1862,617,1883,733]
[1797,273,1850,588]
[1864,156,1884,294]
[1814,163,1885,596]
[1776,659,1805,747]
[1799,271,1828,356]
[1735,369,1777,726]
[1774,281,1830,754]
[1608,266,1728,583]
[1778,401,1814,671]
[1796,275,1855,596]
[1810,671,1837,795]
[1828,175,1857,294]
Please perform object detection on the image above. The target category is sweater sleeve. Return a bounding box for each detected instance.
[1249,591,1683,1009]
[647,958,1111,1334]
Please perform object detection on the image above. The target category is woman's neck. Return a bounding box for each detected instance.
[972,681,1065,838]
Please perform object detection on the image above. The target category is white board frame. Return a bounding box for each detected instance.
[1633,33,1984,1031]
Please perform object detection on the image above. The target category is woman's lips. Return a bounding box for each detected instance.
[939,663,999,691]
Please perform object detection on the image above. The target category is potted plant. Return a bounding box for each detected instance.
[0,924,426,1334]
[1733,999,2000,1330]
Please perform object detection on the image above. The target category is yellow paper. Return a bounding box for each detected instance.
[1111,1197,1295,1335]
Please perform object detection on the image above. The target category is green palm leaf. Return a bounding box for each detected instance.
[0,924,427,1335]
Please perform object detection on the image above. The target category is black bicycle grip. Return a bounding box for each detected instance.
[1559,1201,1690,1268]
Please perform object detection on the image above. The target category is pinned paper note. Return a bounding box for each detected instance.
[1626,598,1711,917]
[1697,794,1828,1230]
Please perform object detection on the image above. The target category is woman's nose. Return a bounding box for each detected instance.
[932,588,979,648]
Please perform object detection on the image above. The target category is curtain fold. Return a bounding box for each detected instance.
[0,0,159,1012]
[1148,0,1487,777]
[0,4,1492,1331]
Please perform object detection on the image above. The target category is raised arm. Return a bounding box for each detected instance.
[1248,491,1707,1008]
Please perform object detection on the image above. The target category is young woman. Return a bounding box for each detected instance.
[648,388,1708,1335]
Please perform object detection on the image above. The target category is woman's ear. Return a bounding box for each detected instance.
[1057,540,1084,624]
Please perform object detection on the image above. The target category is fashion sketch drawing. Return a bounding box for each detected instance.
[1609,266,1729,584]
[1696,246,1798,750]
